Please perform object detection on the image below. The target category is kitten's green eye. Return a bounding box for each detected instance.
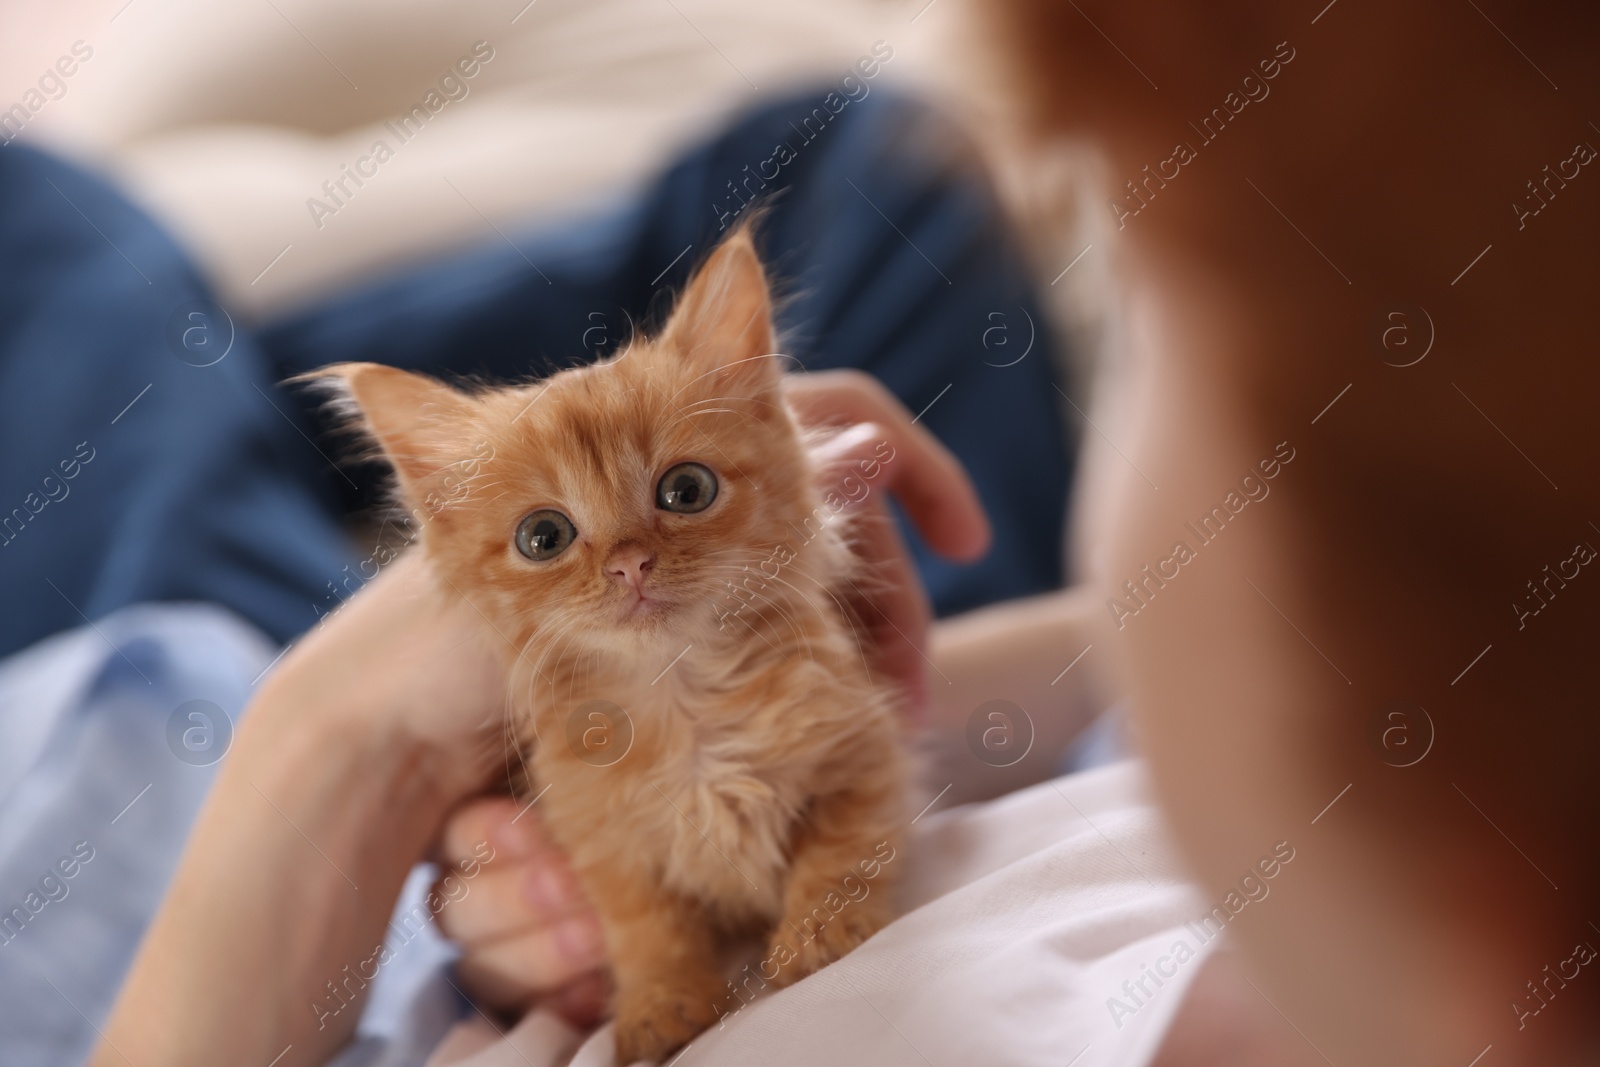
[515,510,577,561]
[656,463,718,514]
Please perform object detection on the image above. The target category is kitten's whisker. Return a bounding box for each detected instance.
[744,588,812,658]
[507,620,562,754]
[573,644,600,712]
[678,393,767,410]
[725,605,783,656]
[763,573,831,623]
[766,572,854,666]
[526,616,583,702]
[536,621,594,712]
[512,607,581,721]
[779,565,876,681]
[838,567,952,686]
[664,350,800,406]
[664,398,771,441]
[499,676,533,792]
[700,557,805,621]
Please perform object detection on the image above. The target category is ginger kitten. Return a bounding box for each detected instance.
[313,231,909,1063]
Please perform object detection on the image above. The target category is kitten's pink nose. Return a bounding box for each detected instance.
[605,545,657,593]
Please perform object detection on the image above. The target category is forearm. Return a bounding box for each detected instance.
[92,688,458,1067]
[924,586,1114,805]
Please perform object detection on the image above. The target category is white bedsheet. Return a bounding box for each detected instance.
[427,761,1212,1067]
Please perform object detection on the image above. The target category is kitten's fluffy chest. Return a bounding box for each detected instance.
[531,670,836,920]
[638,685,809,914]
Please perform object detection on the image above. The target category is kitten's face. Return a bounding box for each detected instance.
[322,231,818,655]
[422,347,811,651]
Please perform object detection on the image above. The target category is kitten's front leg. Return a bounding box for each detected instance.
[765,786,903,988]
[584,867,725,1065]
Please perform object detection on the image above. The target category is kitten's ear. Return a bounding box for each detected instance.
[661,228,780,399]
[295,363,475,493]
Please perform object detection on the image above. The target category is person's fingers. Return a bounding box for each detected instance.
[785,371,991,560]
[807,422,934,719]
[847,498,932,721]
[440,795,516,864]
[434,855,590,944]
[543,970,612,1028]
[440,794,564,867]
[451,916,609,1011]
[433,822,608,1019]
[806,420,887,484]
[787,373,986,555]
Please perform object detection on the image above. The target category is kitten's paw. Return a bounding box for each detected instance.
[613,985,722,1065]
[766,904,887,988]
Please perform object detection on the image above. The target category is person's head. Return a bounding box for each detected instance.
[991,2,1600,1061]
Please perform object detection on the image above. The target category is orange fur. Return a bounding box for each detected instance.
[306,230,908,1064]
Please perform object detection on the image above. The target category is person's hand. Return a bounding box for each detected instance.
[252,549,512,804]
[434,797,610,1025]
[93,553,523,1066]
[786,370,992,721]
